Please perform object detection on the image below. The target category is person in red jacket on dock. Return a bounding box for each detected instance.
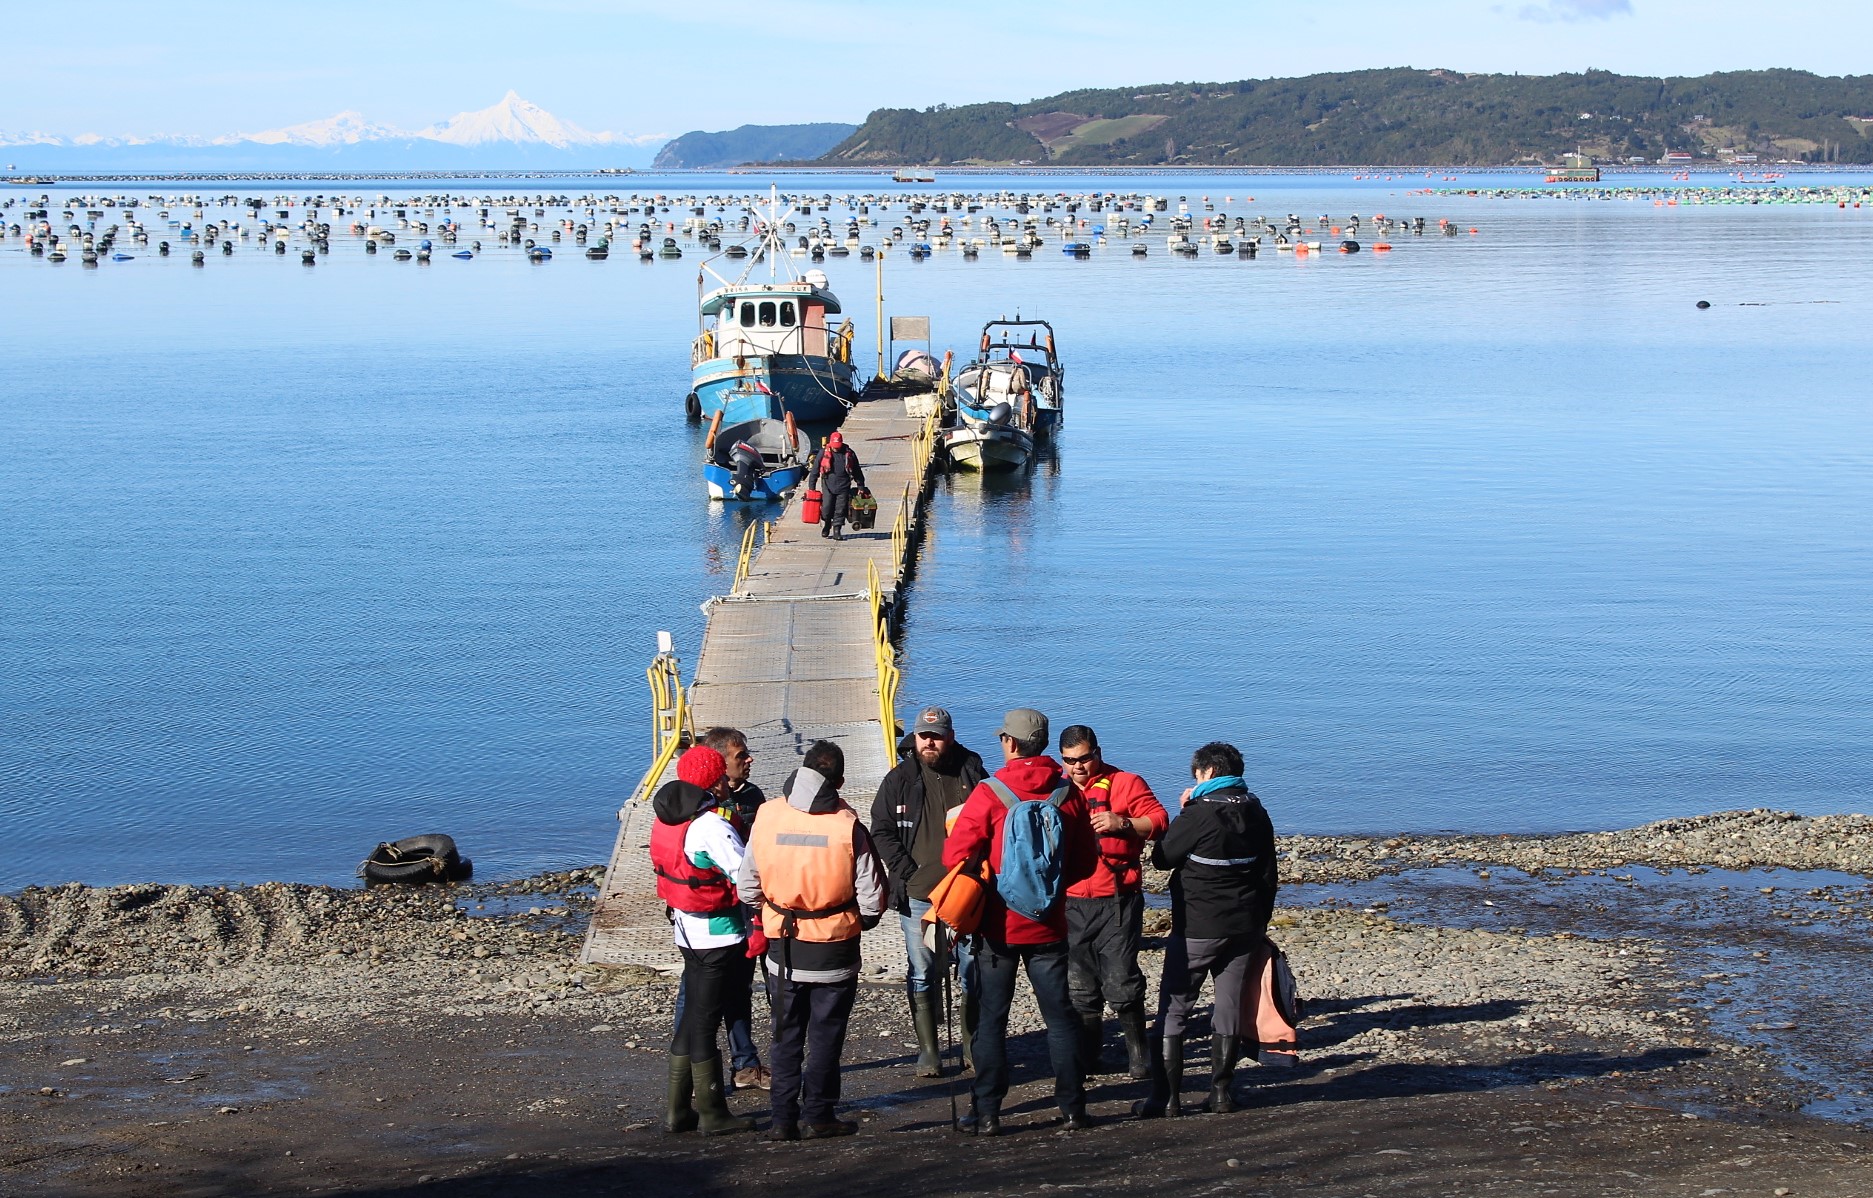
[1059,724,1169,1081]
[942,708,1099,1135]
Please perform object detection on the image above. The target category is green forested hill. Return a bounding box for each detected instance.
[818,69,1873,166]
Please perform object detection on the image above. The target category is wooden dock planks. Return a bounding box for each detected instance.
[582,395,938,973]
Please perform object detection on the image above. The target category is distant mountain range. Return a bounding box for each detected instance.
[653,123,858,170]
[820,68,1873,166]
[1,92,665,173]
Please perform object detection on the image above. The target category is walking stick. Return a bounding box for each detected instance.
[939,921,961,1129]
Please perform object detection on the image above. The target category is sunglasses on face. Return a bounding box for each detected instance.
[1061,752,1097,765]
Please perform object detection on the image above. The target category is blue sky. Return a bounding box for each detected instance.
[6,0,1869,139]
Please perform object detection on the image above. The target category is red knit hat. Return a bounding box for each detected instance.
[676,745,726,790]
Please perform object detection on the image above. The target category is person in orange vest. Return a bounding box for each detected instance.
[649,745,758,1136]
[1058,725,1168,1081]
[737,740,888,1140]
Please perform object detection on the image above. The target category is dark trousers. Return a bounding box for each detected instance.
[1066,891,1146,1014]
[821,488,851,532]
[1155,933,1257,1039]
[673,944,740,1060]
[672,949,762,1070]
[763,973,858,1125]
[969,938,1084,1116]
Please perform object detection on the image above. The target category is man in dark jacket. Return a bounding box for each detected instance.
[1134,741,1277,1120]
[805,430,864,541]
[869,706,988,1076]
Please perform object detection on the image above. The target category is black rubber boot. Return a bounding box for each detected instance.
[910,991,943,1077]
[1205,1035,1241,1114]
[1132,1034,1183,1119]
[1076,1011,1106,1075]
[690,1055,755,1136]
[1116,1003,1151,1080]
[960,991,979,1073]
[663,1053,697,1134]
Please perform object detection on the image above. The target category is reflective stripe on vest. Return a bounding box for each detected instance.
[751,801,860,942]
[1187,853,1259,868]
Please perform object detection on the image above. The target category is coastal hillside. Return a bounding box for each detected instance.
[653,122,857,169]
[820,68,1873,166]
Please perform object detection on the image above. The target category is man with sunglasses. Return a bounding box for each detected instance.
[869,706,987,1077]
[1058,725,1168,1082]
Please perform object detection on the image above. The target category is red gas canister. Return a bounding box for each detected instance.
[801,489,823,524]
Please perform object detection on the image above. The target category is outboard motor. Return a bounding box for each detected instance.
[730,440,762,499]
[986,401,1013,428]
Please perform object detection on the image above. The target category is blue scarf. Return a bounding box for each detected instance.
[1190,775,1244,799]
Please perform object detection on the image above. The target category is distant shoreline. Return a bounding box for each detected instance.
[13,163,1873,186]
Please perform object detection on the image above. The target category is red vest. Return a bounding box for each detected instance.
[650,817,737,914]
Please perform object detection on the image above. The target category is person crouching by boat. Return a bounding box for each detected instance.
[1133,741,1277,1119]
[806,431,865,541]
[738,740,888,1140]
[651,745,757,1136]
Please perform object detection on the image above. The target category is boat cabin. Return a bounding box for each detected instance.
[700,272,844,360]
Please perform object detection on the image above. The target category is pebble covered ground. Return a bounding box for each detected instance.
[3,810,1869,1196]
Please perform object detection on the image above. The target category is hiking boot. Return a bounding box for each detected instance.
[956,1102,1000,1136]
[831,528,844,541]
[1059,1108,1098,1131]
[1132,1034,1183,1119]
[689,1055,755,1136]
[910,991,943,1078]
[1116,1003,1151,1081]
[1076,1011,1107,1075]
[1203,1034,1240,1114]
[766,1122,800,1142]
[732,1065,771,1092]
[801,1119,858,1139]
[820,525,831,538]
[663,1053,697,1134]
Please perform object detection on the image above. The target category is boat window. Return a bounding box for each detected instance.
[758,301,777,327]
[739,302,756,327]
[777,301,796,327]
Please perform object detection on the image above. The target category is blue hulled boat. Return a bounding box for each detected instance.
[687,191,859,426]
[956,318,1066,440]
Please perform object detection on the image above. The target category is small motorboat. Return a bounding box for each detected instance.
[943,400,1033,471]
[956,318,1065,440]
[702,404,813,502]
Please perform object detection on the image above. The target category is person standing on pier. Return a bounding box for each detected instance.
[1133,742,1277,1120]
[738,740,889,1140]
[870,706,988,1077]
[1058,725,1168,1082]
[943,708,1099,1134]
[806,430,865,541]
[650,745,757,1136]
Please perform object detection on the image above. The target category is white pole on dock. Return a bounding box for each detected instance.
[875,246,885,382]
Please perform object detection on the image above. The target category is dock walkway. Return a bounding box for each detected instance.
[582,394,940,973]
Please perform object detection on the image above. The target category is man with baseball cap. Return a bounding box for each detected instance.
[806,430,865,541]
[870,705,988,1076]
[942,708,1099,1134]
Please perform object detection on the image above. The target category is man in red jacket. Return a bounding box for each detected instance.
[942,708,1098,1135]
[1060,725,1168,1081]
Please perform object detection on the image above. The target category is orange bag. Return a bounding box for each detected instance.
[920,850,990,936]
[1240,936,1303,1066]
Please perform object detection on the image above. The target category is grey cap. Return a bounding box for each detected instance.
[913,706,953,736]
[998,708,1048,746]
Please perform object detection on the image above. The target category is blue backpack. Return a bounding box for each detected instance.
[986,778,1071,922]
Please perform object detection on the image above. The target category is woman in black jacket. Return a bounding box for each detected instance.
[1134,741,1277,1119]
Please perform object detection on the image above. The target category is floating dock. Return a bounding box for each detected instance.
[581,392,942,972]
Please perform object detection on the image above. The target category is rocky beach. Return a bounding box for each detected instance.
[4,809,1869,1197]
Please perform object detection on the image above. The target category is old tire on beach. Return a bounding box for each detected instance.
[359,834,473,887]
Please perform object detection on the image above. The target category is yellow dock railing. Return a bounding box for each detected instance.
[630,638,690,805]
[732,519,772,593]
[867,558,901,763]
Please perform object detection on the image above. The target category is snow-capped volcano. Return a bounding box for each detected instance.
[418,90,614,148]
[238,110,404,147]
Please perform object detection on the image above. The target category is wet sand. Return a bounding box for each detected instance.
[5,811,1870,1196]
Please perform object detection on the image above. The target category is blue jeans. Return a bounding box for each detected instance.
[900,897,975,996]
[969,938,1084,1117]
[673,950,762,1071]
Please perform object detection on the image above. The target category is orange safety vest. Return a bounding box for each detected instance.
[749,801,861,942]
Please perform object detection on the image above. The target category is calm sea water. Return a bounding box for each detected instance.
[5,171,1872,889]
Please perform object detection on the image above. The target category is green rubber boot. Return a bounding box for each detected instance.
[691,1055,755,1136]
[663,1054,696,1134]
[910,991,943,1078]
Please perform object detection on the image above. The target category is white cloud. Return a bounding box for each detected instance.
[1518,0,1634,21]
